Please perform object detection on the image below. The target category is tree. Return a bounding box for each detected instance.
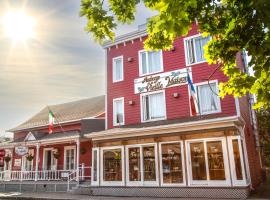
[80,0,270,109]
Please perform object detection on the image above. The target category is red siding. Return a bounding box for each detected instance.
[106,24,237,129]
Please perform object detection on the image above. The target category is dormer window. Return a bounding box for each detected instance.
[139,50,163,76]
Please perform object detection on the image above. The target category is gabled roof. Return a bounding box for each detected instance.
[8,95,105,132]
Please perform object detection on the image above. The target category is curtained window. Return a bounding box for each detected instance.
[197,82,221,115]
[113,56,123,82]
[140,50,162,75]
[142,92,166,121]
[185,35,211,65]
[113,98,124,126]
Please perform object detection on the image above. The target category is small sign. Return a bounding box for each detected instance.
[14,159,21,167]
[134,68,189,94]
[15,146,29,156]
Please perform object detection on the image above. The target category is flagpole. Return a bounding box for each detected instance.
[47,106,66,134]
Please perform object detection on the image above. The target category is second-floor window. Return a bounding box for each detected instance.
[113,98,124,126]
[113,56,123,82]
[141,91,166,122]
[139,50,163,76]
[185,35,211,65]
[197,82,221,115]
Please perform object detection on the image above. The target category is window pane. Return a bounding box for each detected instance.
[148,51,161,73]
[103,149,122,181]
[186,39,195,64]
[93,150,98,181]
[114,100,123,124]
[190,142,207,180]
[141,52,147,74]
[128,147,141,182]
[142,95,150,121]
[149,92,165,119]
[114,58,123,81]
[232,139,243,180]
[198,83,219,114]
[194,36,210,62]
[161,143,183,184]
[143,146,156,181]
[207,141,225,180]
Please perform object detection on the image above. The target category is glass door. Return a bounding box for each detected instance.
[43,148,57,170]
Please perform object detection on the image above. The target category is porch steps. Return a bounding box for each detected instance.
[69,186,250,199]
[0,181,77,193]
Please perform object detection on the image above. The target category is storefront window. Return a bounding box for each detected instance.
[161,142,183,184]
[103,149,122,181]
[93,150,98,182]
[232,139,243,180]
[128,147,141,182]
[143,146,156,181]
[190,142,207,180]
[207,141,225,180]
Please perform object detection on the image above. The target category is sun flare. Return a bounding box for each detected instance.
[2,11,36,42]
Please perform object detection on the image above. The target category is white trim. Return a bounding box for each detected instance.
[91,147,99,185]
[195,80,222,115]
[113,97,125,126]
[185,137,231,187]
[105,49,108,130]
[100,146,125,186]
[140,90,167,123]
[159,141,186,187]
[112,56,124,82]
[24,132,36,142]
[138,49,164,77]
[64,146,76,170]
[183,33,210,66]
[235,97,241,117]
[125,143,159,187]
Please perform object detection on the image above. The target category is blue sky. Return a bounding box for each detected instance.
[0,0,153,136]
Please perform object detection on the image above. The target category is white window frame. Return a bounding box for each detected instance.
[125,143,159,187]
[193,80,221,115]
[22,149,34,171]
[184,33,210,66]
[43,148,58,171]
[112,56,124,82]
[140,90,167,123]
[227,136,250,186]
[185,137,231,187]
[113,97,125,126]
[159,141,186,187]
[64,146,76,170]
[138,49,163,76]
[91,147,99,186]
[100,146,125,186]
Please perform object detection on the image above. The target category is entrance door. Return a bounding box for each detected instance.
[43,148,57,170]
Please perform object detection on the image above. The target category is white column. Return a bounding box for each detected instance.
[76,139,80,182]
[35,143,40,181]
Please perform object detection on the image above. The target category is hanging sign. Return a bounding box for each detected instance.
[15,146,29,156]
[134,68,188,94]
[0,150,5,167]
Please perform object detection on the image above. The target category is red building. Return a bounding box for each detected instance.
[0,96,104,183]
[84,24,262,198]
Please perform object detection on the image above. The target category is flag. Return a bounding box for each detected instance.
[187,74,198,116]
[48,110,55,134]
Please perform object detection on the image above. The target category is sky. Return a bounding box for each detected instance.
[0,0,154,137]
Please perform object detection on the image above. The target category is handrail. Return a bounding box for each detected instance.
[67,165,91,191]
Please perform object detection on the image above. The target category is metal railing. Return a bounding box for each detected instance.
[67,164,91,191]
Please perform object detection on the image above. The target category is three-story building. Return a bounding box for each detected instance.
[86,23,262,198]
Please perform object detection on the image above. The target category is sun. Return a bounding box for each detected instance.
[2,11,36,42]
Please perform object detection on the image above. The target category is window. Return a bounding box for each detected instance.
[139,50,163,76]
[185,35,211,65]
[159,142,185,186]
[141,91,166,122]
[113,56,123,82]
[101,146,124,186]
[186,138,230,186]
[197,82,221,115]
[91,148,99,185]
[43,148,57,170]
[113,98,124,126]
[64,146,76,170]
[126,144,158,186]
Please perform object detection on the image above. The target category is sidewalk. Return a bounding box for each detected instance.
[0,192,269,200]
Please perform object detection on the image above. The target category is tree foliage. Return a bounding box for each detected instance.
[257,108,270,167]
[80,0,270,109]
